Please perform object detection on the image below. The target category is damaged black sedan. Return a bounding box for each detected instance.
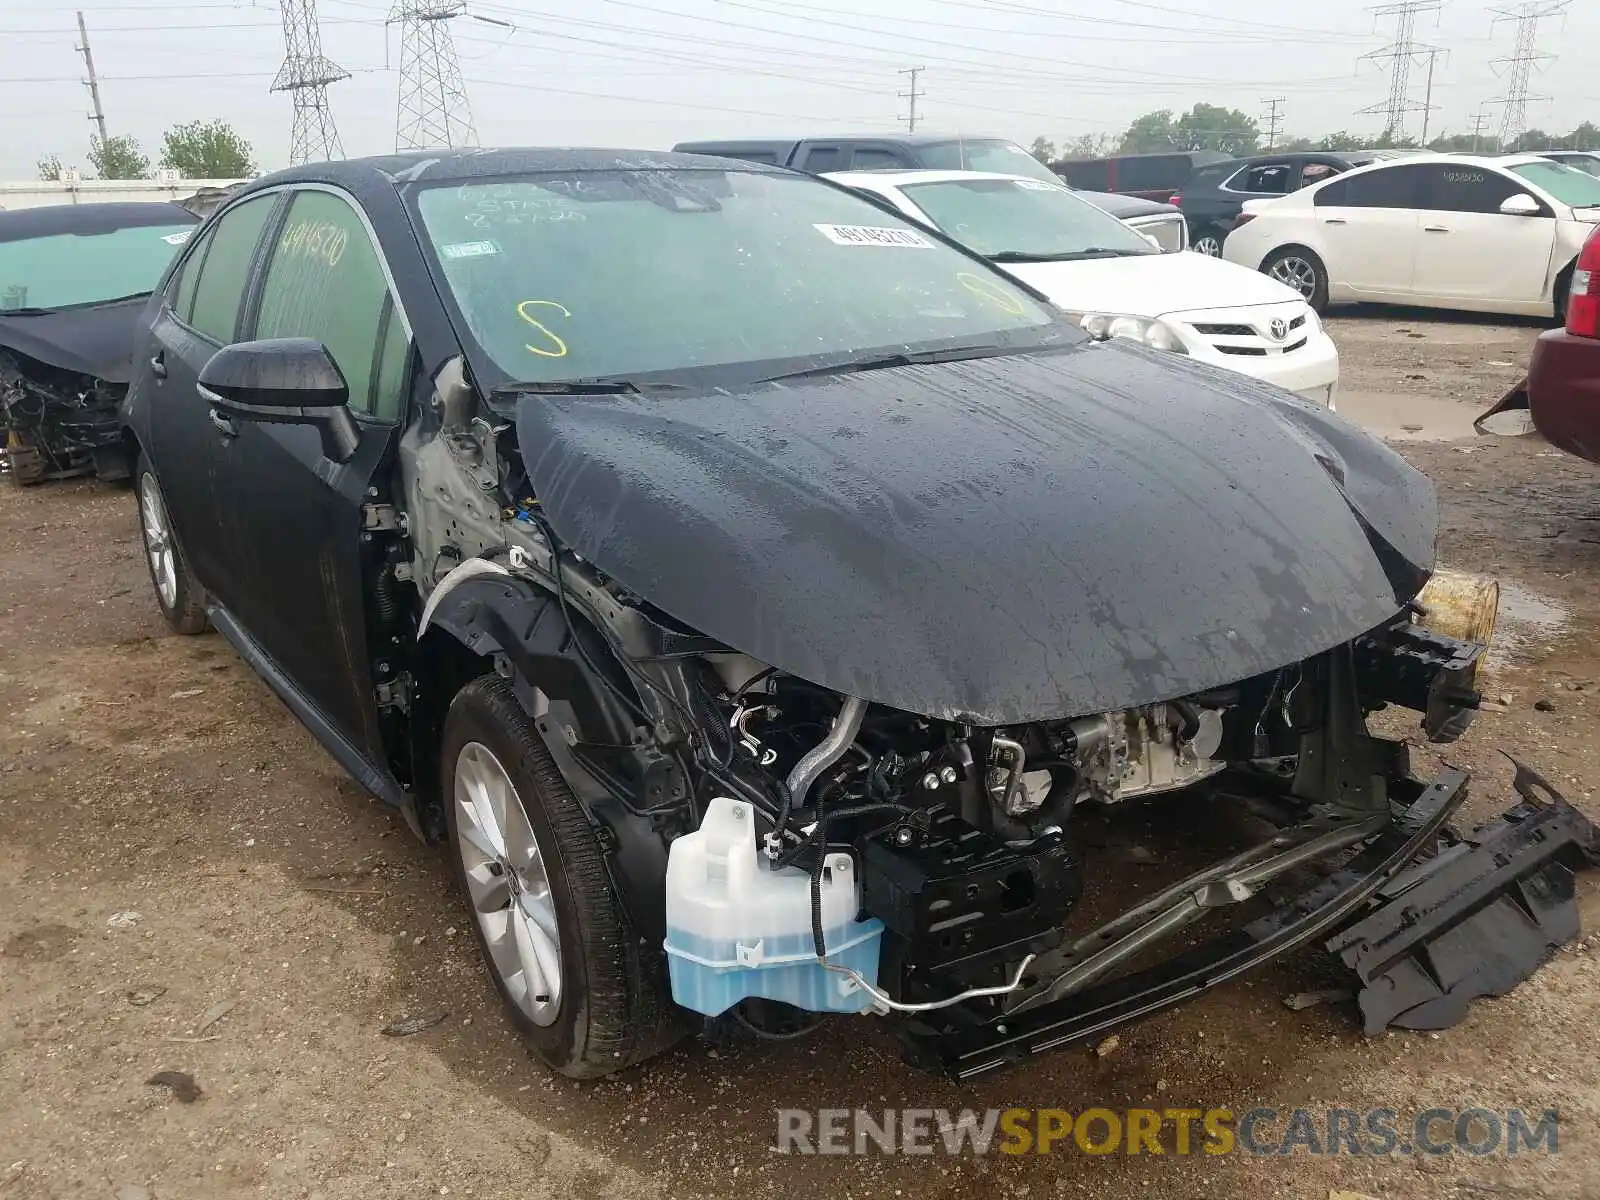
[120,150,1597,1081]
[1,202,198,484]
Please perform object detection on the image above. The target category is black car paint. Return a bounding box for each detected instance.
[1178,152,1369,244]
[515,341,1435,726]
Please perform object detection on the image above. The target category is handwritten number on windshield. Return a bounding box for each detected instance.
[957,272,1027,316]
[516,299,571,359]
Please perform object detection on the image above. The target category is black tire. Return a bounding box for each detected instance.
[134,452,209,635]
[1191,226,1226,257]
[441,674,685,1079]
[1261,246,1330,315]
[1553,262,1575,326]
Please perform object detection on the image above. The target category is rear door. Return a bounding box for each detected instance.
[1408,163,1558,305]
[144,191,283,602]
[1309,163,1430,298]
[216,185,413,761]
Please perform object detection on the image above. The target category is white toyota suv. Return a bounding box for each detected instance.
[827,168,1341,408]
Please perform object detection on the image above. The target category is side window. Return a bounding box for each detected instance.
[1119,155,1188,191]
[1062,160,1111,191]
[799,146,844,172]
[1418,165,1524,213]
[188,194,277,343]
[254,190,408,420]
[1316,164,1426,209]
[372,300,411,423]
[1231,163,1292,194]
[1297,161,1340,190]
[170,225,215,324]
[850,148,910,170]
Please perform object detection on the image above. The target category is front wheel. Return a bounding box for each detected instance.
[1262,247,1330,315]
[135,453,209,635]
[441,674,684,1079]
[1191,227,1225,257]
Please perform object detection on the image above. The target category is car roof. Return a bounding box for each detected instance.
[823,168,1038,187]
[678,132,1016,148]
[0,201,197,242]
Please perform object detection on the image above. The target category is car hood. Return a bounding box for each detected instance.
[997,250,1303,319]
[0,295,150,382]
[514,342,1436,725]
[1074,190,1178,220]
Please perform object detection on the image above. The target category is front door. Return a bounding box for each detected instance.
[1408,164,1557,305]
[214,187,413,760]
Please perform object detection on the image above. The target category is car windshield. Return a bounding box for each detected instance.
[0,222,195,311]
[1509,160,1600,207]
[915,139,1067,186]
[899,177,1161,260]
[412,168,1068,386]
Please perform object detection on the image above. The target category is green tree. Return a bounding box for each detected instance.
[1029,136,1057,163]
[1174,103,1259,156]
[1509,128,1552,153]
[159,120,256,178]
[1429,131,1500,153]
[1275,136,1315,152]
[88,135,150,180]
[1566,122,1599,150]
[1315,130,1370,152]
[37,155,64,181]
[1119,110,1178,153]
[1063,132,1114,158]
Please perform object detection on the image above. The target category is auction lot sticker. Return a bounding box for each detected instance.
[814,223,935,248]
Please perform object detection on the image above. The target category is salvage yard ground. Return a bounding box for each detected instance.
[2,308,1598,1200]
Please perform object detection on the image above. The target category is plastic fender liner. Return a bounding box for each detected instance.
[1327,783,1600,1036]
[899,769,1472,1079]
[422,573,674,942]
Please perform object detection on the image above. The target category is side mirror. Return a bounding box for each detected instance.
[1140,232,1163,250]
[1499,193,1542,217]
[198,337,359,463]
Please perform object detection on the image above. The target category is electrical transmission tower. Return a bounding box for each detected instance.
[898,67,925,133]
[272,0,348,165]
[1357,0,1442,143]
[1485,1,1569,148]
[390,0,477,151]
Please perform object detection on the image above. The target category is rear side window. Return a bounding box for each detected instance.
[798,146,844,172]
[188,194,276,343]
[1185,165,1232,191]
[1118,155,1189,190]
[170,226,215,324]
[254,190,407,420]
[1060,160,1111,191]
[1231,163,1292,195]
[850,148,910,170]
[1314,164,1427,209]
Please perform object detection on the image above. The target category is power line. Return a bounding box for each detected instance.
[1262,96,1286,149]
[389,0,477,150]
[75,11,109,146]
[272,0,349,165]
[1485,1,1570,148]
[1356,0,1442,142]
[898,65,924,132]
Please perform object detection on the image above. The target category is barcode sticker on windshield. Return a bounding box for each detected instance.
[162,230,194,245]
[1015,180,1059,191]
[441,239,501,260]
[813,223,934,248]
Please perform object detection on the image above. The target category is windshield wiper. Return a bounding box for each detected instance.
[493,377,689,397]
[988,248,1144,263]
[0,307,55,317]
[760,343,1020,383]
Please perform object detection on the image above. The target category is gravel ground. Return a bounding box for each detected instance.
[2,307,1598,1200]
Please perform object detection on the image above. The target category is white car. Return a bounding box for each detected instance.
[826,168,1340,407]
[1222,153,1600,318]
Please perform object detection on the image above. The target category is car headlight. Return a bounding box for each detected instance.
[1065,311,1189,355]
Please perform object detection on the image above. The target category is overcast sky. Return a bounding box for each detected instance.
[2,0,1597,178]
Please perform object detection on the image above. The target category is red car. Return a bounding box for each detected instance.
[1482,223,1600,461]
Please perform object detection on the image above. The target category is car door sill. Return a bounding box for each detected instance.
[205,600,420,834]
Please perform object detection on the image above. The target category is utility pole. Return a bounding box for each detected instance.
[898,66,925,133]
[1418,47,1448,145]
[1261,96,1287,150]
[389,0,477,150]
[1470,108,1492,152]
[1485,1,1569,148]
[75,11,108,146]
[1356,0,1443,143]
[272,0,349,165]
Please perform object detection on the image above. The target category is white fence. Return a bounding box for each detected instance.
[0,175,249,212]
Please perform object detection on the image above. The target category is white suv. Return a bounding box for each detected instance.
[829,168,1340,408]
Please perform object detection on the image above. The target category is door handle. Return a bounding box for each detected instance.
[150,351,168,380]
[1323,218,1347,225]
[208,409,237,438]
[1423,225,1449,233]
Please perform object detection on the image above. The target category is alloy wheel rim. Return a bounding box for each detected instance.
[454,741,562,1026]
[1270,256,1318,298]
[1194,236,1222,256]
[138,474,178,610]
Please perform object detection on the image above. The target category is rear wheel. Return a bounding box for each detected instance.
[441,674,684,1079]
[1262,246,1330,315]
[1553,263,1575,326]
[1191,226,1225,257]
[135,453,209,635]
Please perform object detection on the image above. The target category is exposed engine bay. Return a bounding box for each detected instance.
[395,357,1600,1077]
[0,349,126,485]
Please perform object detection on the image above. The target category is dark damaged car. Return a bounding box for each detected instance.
[1,202,198,484]
[119,150,1598,1081]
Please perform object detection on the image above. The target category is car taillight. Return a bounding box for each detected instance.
[1568,231,1600,338]
[1169,192,1182,206]
[1233,212,1257,229]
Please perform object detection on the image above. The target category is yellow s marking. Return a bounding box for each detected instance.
[516,299,571,358]
[957,272,1027,316]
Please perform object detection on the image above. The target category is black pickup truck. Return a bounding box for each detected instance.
[670,133,1190,252]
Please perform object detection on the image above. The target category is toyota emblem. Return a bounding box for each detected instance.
[1268,318,1289,341]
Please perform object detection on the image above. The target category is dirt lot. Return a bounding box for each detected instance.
[3,308,1599,1200]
